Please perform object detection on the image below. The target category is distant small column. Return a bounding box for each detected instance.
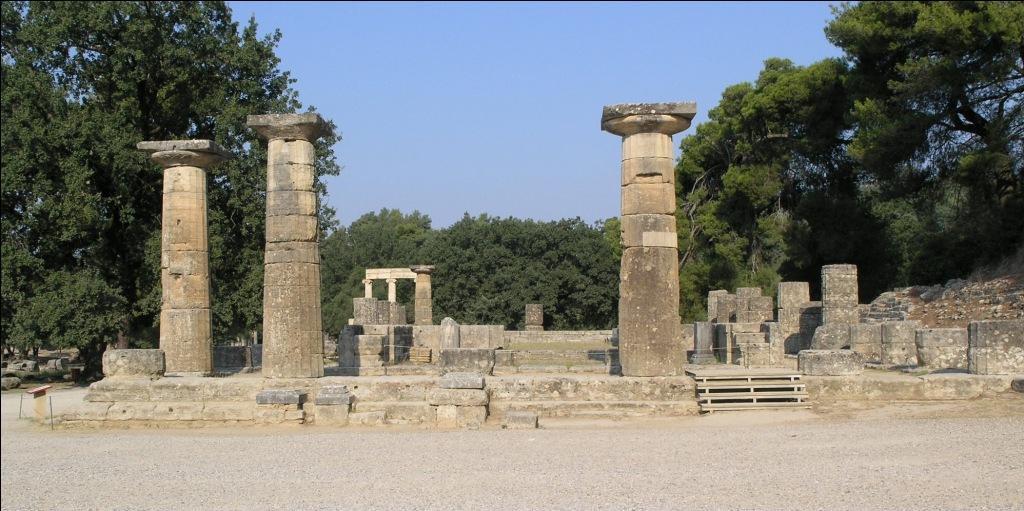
[386,278,398,302]
[602,102,696,377]
[822,265,859,326]
[248,113,332,378]
[138,140,230,376]
[690,321,716,364]
[525,304,544,331]
[363,279,373,298]
[411,265,435,325]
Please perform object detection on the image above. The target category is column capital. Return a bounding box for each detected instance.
[247,113,333,142]
[362,279,373,285]
[601,102,697,136]
[385,278,398,284]
[138,140,231,168]
[410,265,435,275]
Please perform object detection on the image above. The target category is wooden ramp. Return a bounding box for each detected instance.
[685,368,810,413]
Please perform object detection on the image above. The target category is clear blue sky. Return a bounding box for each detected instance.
[230,1,842,228]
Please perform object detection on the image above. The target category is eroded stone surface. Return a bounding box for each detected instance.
[102,350,165,379]
[915,328,968,370]
[798,349,863,376]
[968,319,1024,375]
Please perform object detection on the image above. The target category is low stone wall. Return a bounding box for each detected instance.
[968,319,1024,375]
[807,372,1015,401]
[486,375,698,418]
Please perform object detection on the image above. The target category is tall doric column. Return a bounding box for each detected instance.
[138,140,230,376]
[386,278,398,302]
[411,265,435,325]
[601,102,696,376]
[247,113,332,378]
[363,279,373,298]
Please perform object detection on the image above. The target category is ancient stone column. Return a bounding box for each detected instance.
[411,265,435,325]
[690,321,716,364]
[247,113,332,378]
[138,140,230,376]
[525,304,544,331]
[822,264,859,326]
[363,279,373,298]
[602,102,696,376]
[386,278,398,303]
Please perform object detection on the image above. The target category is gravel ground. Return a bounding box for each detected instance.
[2,388,1023,511]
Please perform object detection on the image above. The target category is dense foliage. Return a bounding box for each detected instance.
[677,1,1023,317]
[1,1,339,368]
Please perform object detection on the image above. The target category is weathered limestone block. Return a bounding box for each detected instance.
[439,348,495,375]
[849,323,883,363]
[1,377,20,390]
[427,388,488,407]
[352,297,377,325]
[736,287,761,298]
[106,402,157,421]
[618,247,684,376]
[882,321,921,366]
[777,282,810,309]
[715,294,737,323]
[735,343,772,367]
[798,349,863,375]
[968,320,1024,375]
[798,303,823,350]
[707,290,728,322]
[435,404,484,429]
[525,304,544,331]
[620,156,673,185]
[256,389,305,405]
[349,410,386,426]
[747,295,773,312]
[458,325,506,349]
[439,372,485,389]
[822,264,859,326]
[86,378,153,402]
[374,300,391,325]
[811,324,851,350]
[441,317,461,350]
[312,386,351,426]
[102,349,165,379]
[690,322,716,364]
[735,310,771,323]
[202,402,255,421]
[733,332,766,345]
[503,411,539,429]
[621,214,678,248]
[915,328,968,370]
[152,402,204,421]
[762,322,785,364]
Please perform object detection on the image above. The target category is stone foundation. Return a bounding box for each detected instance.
[798,350,863,376]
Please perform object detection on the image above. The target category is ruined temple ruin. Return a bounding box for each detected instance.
[59,106,1023,430]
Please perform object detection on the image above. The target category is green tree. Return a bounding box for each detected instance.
[1,1,339,370]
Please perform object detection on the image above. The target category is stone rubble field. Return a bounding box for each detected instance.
[2,388,1022,511]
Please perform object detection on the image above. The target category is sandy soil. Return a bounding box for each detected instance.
[1,388,1022,511]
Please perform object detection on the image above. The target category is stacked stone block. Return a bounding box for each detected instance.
[915,328,968,370]
[602,102,696,377]
[849,323,883,363]
[776,282,811,354]
[881,320,921,366]
[689,321,716,364]
[798,350,863,375]
[102,350,165,379]
[311,386,351,426]
[968,319,1024,375]
[714,293,738,323]
[248,113,332,378]
[339,334,386,371]
[525,304,544,331]
[707,290,728,322]
[431,372,487,428]
[821,265,859,326]
[254,389,305,423]
[138,140,230,375]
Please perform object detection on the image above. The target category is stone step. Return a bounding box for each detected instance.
[489,400,698,418]
[698,391,809,400]
[701,401,810,412]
